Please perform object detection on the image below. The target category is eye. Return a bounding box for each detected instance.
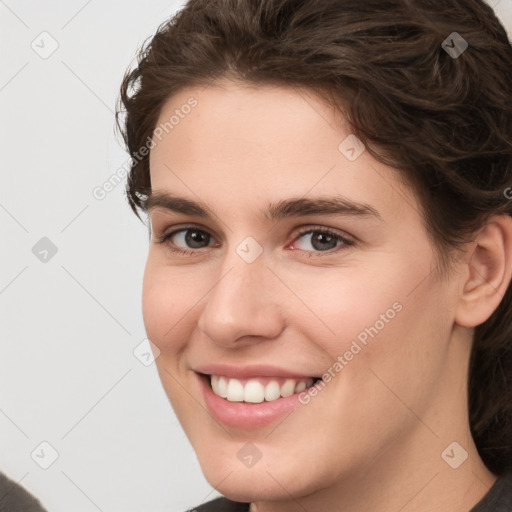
[156,225,217,255]
[155,224,354,258]
[289,227,354,255]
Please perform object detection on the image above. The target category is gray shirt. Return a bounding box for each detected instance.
[0,472,48,511]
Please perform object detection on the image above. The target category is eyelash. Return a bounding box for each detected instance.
[155,224,355,258]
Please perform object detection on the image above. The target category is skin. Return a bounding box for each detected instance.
[142,80,512,512]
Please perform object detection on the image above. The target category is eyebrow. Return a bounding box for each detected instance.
[145,192,382,222]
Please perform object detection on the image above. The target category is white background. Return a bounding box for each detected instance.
[1,1,511,511]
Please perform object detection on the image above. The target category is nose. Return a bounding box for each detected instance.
[196,250,285,348]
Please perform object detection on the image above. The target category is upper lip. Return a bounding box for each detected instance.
[194,363,318,379]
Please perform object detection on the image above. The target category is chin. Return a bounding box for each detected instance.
[204,469,294,503]
[196,448,332,504]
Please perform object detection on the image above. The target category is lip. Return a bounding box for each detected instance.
[196,371,308,429]
[194,363,315,380]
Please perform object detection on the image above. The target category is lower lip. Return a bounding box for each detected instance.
[198,373,304,429]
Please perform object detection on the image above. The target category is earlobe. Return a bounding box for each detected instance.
[455,214,512,328]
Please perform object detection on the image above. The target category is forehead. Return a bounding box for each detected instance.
[148,82,418,224]
[151,81,347,167]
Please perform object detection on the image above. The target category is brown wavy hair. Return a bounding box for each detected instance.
[116,0,512,474]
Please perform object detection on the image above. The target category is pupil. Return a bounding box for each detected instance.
[312,232,336,251]
[186,230,209,248]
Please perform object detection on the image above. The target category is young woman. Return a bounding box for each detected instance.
[116,0,512,510]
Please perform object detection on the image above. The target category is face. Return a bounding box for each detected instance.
[143,81,464,502]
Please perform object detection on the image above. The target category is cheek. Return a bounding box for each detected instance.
[278,259,407,353]
[141,257,200,354]
[141,259,200,413]
[285,251,453,403]
[331,274,453,430]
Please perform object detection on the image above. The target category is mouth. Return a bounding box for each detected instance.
[204,374,322,403]
[196,367,325,428]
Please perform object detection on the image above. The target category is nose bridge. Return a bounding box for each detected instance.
[197,243,283,346]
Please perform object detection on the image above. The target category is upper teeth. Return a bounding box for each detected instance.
[210,376,314,403]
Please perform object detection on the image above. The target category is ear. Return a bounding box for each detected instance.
[455,214,512,327]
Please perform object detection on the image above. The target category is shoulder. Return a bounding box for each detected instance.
[471,470,512,512]
[187,496,250,512]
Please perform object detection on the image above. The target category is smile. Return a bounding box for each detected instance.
[196,366,324,428]
[209,375,318,403]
